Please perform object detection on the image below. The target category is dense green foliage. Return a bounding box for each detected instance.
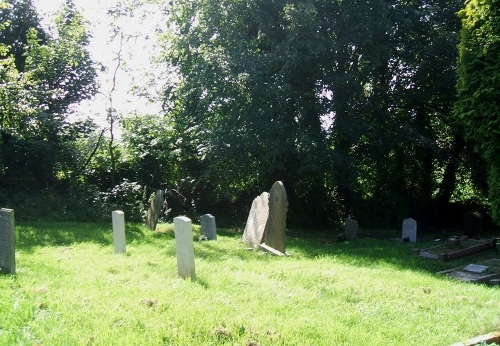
[455,0,500,223]
[0,0,498,229]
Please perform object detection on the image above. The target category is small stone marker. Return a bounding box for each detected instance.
[344,218,358,240]
[200,214,217,240]
[146,190,165,230]
[0,208,15,274]
[242,192,270,248]
[402,218,417,242]
[263,181,288,253]
[174,216,196,280]
[112,210,126,253]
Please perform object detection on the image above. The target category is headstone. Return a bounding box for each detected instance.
[461,212,482,238]
[112,210,126,253]
[402,218,417,243]
[0,208,15,274]
[263,181,288,253]
[146,190,165,230]
[344,218,358,240]
[242,192,270,248]
[174,216,196,280]
[200,214,217,240]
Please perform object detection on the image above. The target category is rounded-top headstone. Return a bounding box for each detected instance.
[263,181,288,253]
[242,192,270,248]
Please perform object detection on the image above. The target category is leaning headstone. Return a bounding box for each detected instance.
[112,210,126,253]
[344,218,358,240]
[402,218,417,242]
[263,181,288,253]
[200,214,217,240]
[174,216,196,280]
[0,208,15,274]
[242,192,270,248]
[146,190,165,231]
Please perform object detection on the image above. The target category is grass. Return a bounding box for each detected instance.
[1,221,499,345]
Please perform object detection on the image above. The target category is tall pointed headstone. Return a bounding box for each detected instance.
[263,181,288,253]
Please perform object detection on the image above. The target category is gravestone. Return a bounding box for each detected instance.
[402,218,417,242]
[242,192,270,248]
[146,190,165,231]
[174,216,196,280]
[200,214,217,240]
[112,210,126,253]
[263,181,288,253]
[344,218,358,240]
[0,208,15,274]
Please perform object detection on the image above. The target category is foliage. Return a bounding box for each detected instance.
[0,0,97,193]
[160,0,473,228]
[455,0,500,223]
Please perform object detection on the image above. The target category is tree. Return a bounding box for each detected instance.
[455,0,500,223]
[0,0,97,189]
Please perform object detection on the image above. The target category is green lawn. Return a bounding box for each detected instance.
[1,221,499,345]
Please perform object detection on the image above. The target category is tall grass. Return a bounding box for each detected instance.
[1,221,498,345]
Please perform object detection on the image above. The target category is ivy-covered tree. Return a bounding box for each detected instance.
[455,0,500,223]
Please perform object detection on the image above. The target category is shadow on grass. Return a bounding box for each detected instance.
[15,221,499,277]
[16,221,146,253]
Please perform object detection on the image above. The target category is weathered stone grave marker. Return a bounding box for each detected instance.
[242,192,270,248]
[112,210,126,253]
[200,214,217,240]
[0,208,15,274]
[174,216,196,280]
[344,218,358,240]
[402,218,417,242]
[263,181,288,253]
[146,190,165,231]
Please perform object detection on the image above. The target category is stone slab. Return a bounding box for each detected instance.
[242,192,269,248]
[344,218,358,240]
[402,218,417,242]
[0,208,15,274]
[200,214,216,240]
[263,181,288,253]
[259,243,285,256]
[146,190,165,231]
[112,210,126,254]
[174,216,196,280]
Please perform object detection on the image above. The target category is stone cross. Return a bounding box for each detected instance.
[0,208,15,274]
[146,190,165,230]
[402,218,417,242]
[200,214,217,240]
[174,216,196,280]
[344,218,358,240]
[112,210,126,253]
[263,181,288,253]
[242,192,270,248]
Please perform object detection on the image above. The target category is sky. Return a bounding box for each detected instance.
[32,0,164,128]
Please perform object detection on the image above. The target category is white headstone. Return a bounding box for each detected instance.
[344,218,358,240]
[200,214,217,240]
[112,210,126,253]
[0,208,15,274]
[242,192,270,248]
[402,218,417,242]
[174,216,196,280]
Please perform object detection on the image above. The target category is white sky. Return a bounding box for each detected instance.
[33,0,164,128]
